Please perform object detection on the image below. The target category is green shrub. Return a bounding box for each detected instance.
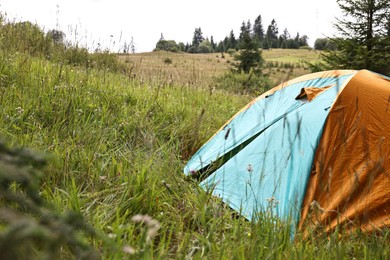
[214,71,272,95]
[163,57,173,65]
[187,46,198,53]
[227,48,236,56]
[155,39,179,52]
[197,44,211,53]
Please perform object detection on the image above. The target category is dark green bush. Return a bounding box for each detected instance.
[163,57,173,65]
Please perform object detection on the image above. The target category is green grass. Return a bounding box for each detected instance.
[262,48,321,64]
[0,18,389,259]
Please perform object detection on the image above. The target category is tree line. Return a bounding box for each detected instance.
[154,15,310,53]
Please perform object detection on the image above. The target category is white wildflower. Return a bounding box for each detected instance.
[122,245,136,255]
[131,214,161,243]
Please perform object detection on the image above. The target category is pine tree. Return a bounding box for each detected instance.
[228,30,237,50]
[279,28,290,48]
[321,0,390,75]
[246,20,252,34]
[233,28,264,73]
[266,19,279,48]
[192,27,204,47]
[239,21,252,49]
[210,36,216,51]
[253,15,264,44]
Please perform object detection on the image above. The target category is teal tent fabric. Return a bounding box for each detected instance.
[184,73,356,224]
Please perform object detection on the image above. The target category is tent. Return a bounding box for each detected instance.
[184,69,390,235]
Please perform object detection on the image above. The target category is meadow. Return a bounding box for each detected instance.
[118,48,319,88]
[0,20,389,259]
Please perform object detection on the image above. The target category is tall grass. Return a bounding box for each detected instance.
[0,16,389,259]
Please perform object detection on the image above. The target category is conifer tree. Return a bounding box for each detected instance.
[228,30,238,50]
[253,15,265,45]
[239,20,252,49]
[321,0,390,75]
[192,27,204,47]
[233,28,264,73]
[265,19,279,48]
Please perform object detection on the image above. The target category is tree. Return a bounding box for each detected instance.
[279,28,290,48]
[178,42,185,52]
[222,37,229,52]
[192,27,204,47]
[232,28,264,73]
[298,35,309,47]
[314,38,328,50]
[198,39,212,53]
[266,19,279,48]
[239,20,252,49]
[46,29,65,45]
[294,33,300,47]
[155,39,179,52]
[314,38,338,50]
[228,30,238,50]
[246,20,252,34]
[210,36,216,51]
[321,0,390,75]
[253,15,264,45]
[216,40,225,52]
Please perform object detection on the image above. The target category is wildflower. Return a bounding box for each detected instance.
[246,164,253,173]
[122,245,136,255]
[15,106,24,115]
[266,196,279,208]
[108,233,117,239]
[131,214,160,243]
[76,109,83,115]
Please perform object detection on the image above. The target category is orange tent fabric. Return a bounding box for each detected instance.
[299,70,390,234]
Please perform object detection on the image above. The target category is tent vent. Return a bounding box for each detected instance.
[295,85,333,102]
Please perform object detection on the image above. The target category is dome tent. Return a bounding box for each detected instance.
[184,70,390,235]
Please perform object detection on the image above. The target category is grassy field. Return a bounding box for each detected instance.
[118,49,319,88]
[262,48,321,64]
[0,20,389,259]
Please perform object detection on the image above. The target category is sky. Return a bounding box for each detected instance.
[0,0,341,53]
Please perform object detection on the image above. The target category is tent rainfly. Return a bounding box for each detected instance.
[184,70,390,235]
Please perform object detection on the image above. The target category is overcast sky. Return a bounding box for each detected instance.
[1,0,341,52]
